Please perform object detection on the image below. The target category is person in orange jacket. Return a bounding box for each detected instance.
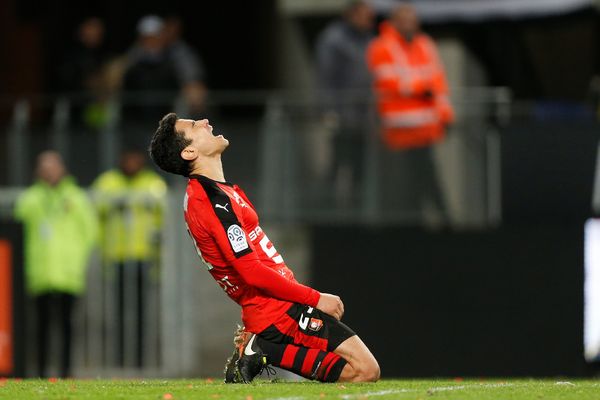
[366,3,453,223]
[367,3,453,149]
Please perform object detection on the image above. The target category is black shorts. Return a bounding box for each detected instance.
[259,303,356,352]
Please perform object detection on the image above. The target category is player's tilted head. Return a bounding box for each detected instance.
[149,112,193,176]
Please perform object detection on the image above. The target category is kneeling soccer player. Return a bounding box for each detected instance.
[149,113,380,383]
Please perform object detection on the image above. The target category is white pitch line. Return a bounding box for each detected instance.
[340,388,416,399]
[338,383,516,399]
[427,385,467,392]
[267,397,305,400]
[265,382,517,400]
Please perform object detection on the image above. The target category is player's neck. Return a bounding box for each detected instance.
[191,156,226,182]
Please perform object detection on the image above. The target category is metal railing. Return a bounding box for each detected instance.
[1,88,510,227]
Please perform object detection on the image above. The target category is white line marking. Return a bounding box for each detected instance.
[337,383,517,399]
[264,383,520,400]
[340,389,414,399]
[267,397,305,400]
[428,385,467,392]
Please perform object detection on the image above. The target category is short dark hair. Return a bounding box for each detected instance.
[148,112,192,176]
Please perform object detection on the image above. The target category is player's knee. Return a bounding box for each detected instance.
[364,361,381,382]
[371,361,381,381]
[353,359,380,382]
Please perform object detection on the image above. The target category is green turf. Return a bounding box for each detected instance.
[0,378,598,399]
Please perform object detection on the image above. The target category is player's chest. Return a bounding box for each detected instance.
[218,185,259,228]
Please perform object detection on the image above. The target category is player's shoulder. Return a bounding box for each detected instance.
[186,176,229,211]
[186,177,209,207]
[187,175,224,198]
[187,175,240,224]
[184,178,213,229]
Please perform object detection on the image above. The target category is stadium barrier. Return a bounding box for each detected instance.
[0,88,509,227]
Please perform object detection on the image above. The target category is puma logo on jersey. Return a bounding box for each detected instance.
[215,203,229,212]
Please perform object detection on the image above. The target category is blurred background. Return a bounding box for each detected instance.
[1,0,600,379]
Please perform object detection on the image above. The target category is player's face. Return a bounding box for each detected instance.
[177,118,229,157]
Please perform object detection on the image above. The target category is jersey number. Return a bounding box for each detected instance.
[298,307,314,330]
[259,235,284,264]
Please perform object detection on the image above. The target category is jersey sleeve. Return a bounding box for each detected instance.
[206,191,255,260]
[196,188,320,307]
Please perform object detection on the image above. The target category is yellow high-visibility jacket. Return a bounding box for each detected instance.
[92,169,167,262]
[14,177,98,296]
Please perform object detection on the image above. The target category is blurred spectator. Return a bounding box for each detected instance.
[315,1,375,207]
[122,15,207,120]
[164,16,208,116]
[366,3,454,223]
[13,151,98,377]
[92,149,166,367]
[58,17,113,128]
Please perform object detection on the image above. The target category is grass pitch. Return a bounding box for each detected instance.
[0,378,598,399]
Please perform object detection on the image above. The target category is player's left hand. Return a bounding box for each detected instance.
[317,293,345,320]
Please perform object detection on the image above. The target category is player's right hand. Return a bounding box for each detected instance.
[317,293,344,320]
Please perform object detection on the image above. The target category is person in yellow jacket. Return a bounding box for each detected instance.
[92,149,166,367]
[14,151,98,378]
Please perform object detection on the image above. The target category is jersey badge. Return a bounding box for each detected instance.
[227,224,249,253]
[308,318,323,332]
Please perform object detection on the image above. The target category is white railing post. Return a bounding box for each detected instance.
[51,97,70,158]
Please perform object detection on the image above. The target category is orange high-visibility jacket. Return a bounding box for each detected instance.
[367,22,454,149]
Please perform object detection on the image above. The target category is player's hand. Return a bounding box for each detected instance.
[317,293,344,320]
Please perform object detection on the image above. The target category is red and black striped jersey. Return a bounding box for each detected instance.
[183,175,320,333]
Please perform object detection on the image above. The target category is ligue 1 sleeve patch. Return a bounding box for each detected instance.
[227,224,249,253]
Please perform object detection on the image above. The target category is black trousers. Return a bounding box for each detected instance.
[34,293,76,378]
[380,145,447,222]
[331,129,366,208]
[115,261,150,368]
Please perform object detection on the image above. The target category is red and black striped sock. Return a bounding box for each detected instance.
[256,337,347,382]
